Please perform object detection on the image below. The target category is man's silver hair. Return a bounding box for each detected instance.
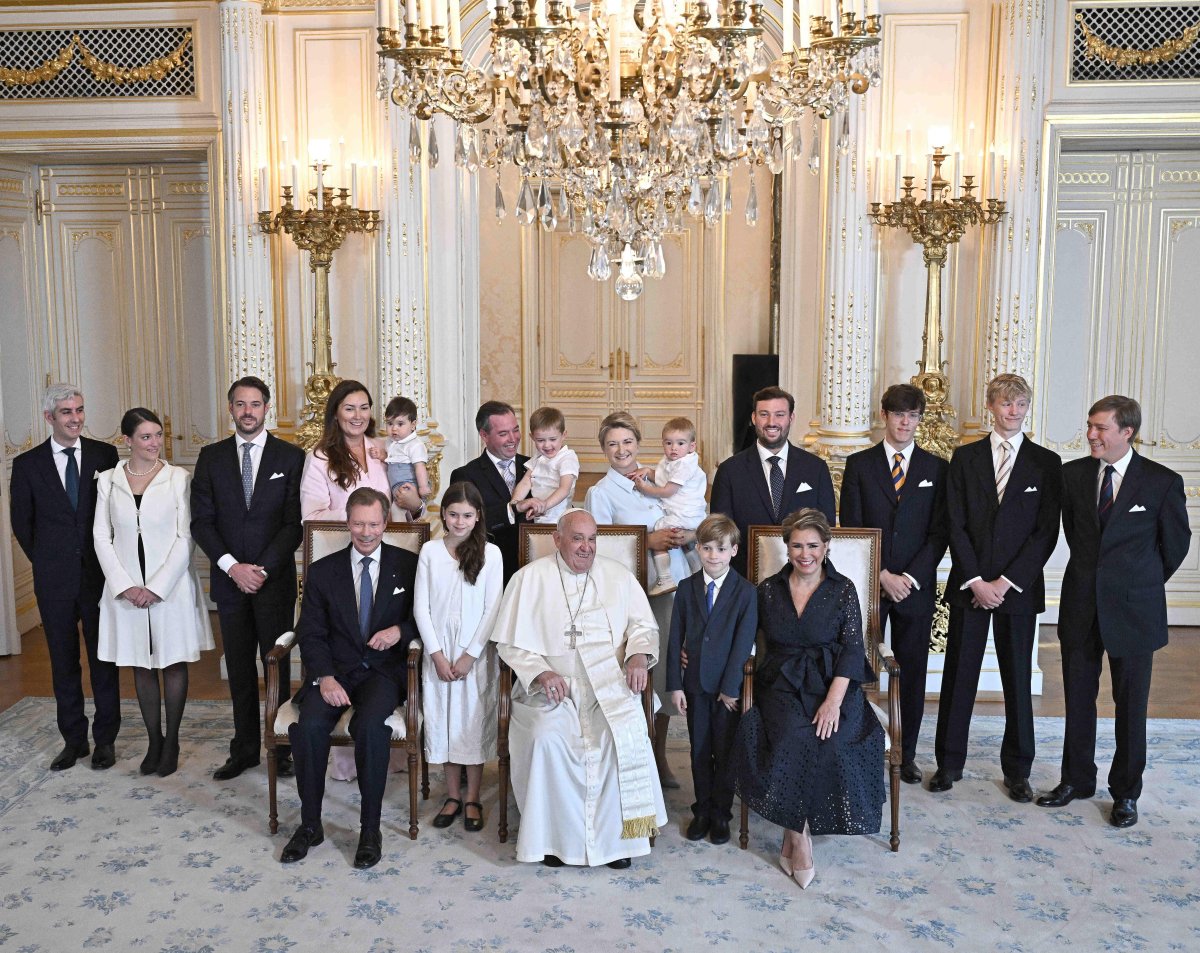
[42,383,84,415]
[556,507,593,533]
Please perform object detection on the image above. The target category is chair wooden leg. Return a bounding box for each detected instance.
[267,747,279,835]
[420,727,429,799]
[739,798,749,850]
[889,759,901,852]
[408,745,419,840]
[498,752,509,843]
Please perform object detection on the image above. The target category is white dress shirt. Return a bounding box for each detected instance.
[962,431,1026,593]
[487,449,520,524]
[1096,447,1133,503]
[352,542,382,610]
[218,429,271,575]
[703,569,728,603]
[49,436,82,489]
[882,440,921,590]
[756,441,790,485]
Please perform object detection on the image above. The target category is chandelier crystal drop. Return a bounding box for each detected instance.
[377,0,881,296]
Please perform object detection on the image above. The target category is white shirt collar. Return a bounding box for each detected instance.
[236,429,268,451]
[882,440,914,465]
[486,449,516,469]
[352,543,383,565]
[757,441,789,465]
[605,466,641,493]
[1101,447,1134,478]
[990,430,1024,453]
[50,436,81,453]
[703,569,729,589]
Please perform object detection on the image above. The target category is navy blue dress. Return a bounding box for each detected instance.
[733,561,885,835]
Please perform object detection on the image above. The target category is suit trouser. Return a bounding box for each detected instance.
[881,599,935,764]
[217,593,292,762]
[934,606,1036,778]
[289,672,399,830]
[37,595,121,748]
[684,690,741,822]
[1060,620,1153,801]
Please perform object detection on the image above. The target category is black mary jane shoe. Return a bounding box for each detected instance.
[433,797,462,829]
[463,801,485,832]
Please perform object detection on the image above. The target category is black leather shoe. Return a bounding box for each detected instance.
[140,735,164,775]
[541,854,564,868]
[1036,782,1095,808]
[709,819,731,846]
[50,742,89,771]
[463,802,485,833]
[685,815,711,841]
[155,739,180,778]
[213,757,260,781]
[606,858,632,869]
[1003,775,1034,803]
[900,761,923,785]
[280,824,324,863]
[1110,798,1138,828]
[276,752,295,778]
[91,744,116,770]
[433,797,462,829]
[928,768,961,793]
[353,828,382,869]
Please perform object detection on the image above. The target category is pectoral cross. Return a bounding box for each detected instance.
[565,624,581,650]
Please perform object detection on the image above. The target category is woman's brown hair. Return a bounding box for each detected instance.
[314,379,376,490]
[440,481,489,585]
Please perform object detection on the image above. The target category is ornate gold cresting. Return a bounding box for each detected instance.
[0,32,193,87]
[258,166,380,450]
[869,147,1006,460]
[1075,11,1200,69]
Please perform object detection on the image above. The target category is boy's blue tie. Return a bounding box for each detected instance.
[706,579,715,614]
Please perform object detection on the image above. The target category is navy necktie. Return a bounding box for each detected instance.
[767,455,784,522]
[1098,464,1116,529]
[63,447,79,511]
[241,442,254,508]
[358,555,374,641]
[706,580,716,614]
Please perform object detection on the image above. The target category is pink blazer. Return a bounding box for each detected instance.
[300,449,408,522]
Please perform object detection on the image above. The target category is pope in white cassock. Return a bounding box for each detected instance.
[491,509,668,868]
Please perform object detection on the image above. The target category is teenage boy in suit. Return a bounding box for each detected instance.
[667,514,758,845]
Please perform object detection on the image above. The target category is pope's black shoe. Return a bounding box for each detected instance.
[606,858,632,870]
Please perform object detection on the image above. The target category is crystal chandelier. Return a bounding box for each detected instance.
[377,0,881,298]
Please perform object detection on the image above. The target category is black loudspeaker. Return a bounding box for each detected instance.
[731,354,779,452]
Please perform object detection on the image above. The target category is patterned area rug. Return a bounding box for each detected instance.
[0,697,1197,952]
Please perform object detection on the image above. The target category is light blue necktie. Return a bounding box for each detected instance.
[358,555,373,642]
[241,442,254,508]
[706,579,716,614]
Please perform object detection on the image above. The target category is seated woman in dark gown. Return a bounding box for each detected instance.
[732,508,884,889]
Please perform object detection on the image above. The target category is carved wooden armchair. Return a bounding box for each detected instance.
[264,520,431,838]
[740,525,902,852]
[497,522,654,843]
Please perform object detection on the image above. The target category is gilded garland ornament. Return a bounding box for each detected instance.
[1075,12,1200,69]
[0,32,192,87]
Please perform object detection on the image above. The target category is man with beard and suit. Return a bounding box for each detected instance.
[10,383,121,770]
[449,401,540,582]
[710,386,836,577]
[191,376,304,781]
[930,374,1062,802]
[840,383,949,785]
[280,488,419,869]
[1036,395,1189,828]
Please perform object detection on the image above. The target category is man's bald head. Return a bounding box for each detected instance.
[554,509,598,573]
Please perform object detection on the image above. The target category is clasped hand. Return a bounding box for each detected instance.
[879,569,913,603]
[119,586,161,609]
[366,624,402,651]
[969,578,1010,611]
[432,650,477,682]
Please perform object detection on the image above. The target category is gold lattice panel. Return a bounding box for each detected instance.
[1071,3,1200,82]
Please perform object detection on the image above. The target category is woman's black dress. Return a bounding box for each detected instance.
[732,560,885,835]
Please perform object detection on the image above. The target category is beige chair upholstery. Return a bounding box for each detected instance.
[740,524,902,852]
[264,520,431,839]
[496,522,652,843]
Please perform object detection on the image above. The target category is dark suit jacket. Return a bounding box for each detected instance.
[710,442,836,576]
[190,433,305,607]
[10,436,119,603]
[449,451,530,580]
[1058,452,1190,657]
[944,435,1062,614]
[295,542,419,690]
[666,569,758,698]
[840,442,949,616]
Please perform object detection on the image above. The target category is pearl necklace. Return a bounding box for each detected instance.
[126,458,161,478]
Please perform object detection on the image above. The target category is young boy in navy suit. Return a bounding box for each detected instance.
[667,514,758,845]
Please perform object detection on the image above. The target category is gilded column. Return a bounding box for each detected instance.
[218,0,277,423]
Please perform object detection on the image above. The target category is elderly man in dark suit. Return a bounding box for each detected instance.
[448,401,539,581]
[710,386,836,577]
[1037,396,1190,828]
[931,374,1062,800]
[9,383,121,771]
[840,384,949,785]
[191,376,304,781]
[280,488,419,869]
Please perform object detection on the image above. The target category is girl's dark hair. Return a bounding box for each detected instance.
[120,407,162,438]
[440,481,488,586]
[315,380,376,490]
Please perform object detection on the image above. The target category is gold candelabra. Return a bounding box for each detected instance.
[258,163,380,450]
[869,146,1005,459]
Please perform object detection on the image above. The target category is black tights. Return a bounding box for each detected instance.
[133,662,189,745]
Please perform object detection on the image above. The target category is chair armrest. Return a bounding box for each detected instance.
[498,661,513,758]
[265,632,298,734]
[406,638,422,742]
[877,640,901,678]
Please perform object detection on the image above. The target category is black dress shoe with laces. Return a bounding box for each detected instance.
[1003,775,1034,803]
[685,816,710,841]
[709,819,731,846]
[606,858,632,869]
[1110,798,1138,828]
[213,757,259,781]
[50,742,89,771]
[900,761,923,785]
[928,768,961,793]
[280,824,324,863]
[91,744,116,770]
[1035,782,1095,808]
[354,828,382,869]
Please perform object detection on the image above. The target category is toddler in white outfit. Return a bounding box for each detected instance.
[373,395,431,500]
[634,417,707,594]
[510,406,579,524]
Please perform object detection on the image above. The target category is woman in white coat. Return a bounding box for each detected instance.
[94,408,213,777]
[414,481,501,832]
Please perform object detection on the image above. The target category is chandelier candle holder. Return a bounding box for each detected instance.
[258,139,380,449]
[868,133,1005,460]
[377,0,880,297]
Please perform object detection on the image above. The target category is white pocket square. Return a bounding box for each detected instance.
[393,586,405,595]
[796,482,813,493]
[919,479,933,488]
[270,472,284,480]
[1129,504,1147,513]
[1024,486,1037,493]
[93,471,100,480]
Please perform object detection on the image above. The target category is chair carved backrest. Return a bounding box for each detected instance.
[746,525,883,678]
[517,523,648,590]
[302,519,430,582]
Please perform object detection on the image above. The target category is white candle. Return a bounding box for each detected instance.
[432,0,444,28]
[926,153,933,194]
[281,135,290,167]
[608,13,620,100]
[448,0,461,46]
[535,0,545,26]
[338,138,346,186]
[406,0,417,29]
[965,122,974,168]
[316,166,324,210]
[904,127,912,176]
[419,0,431,34]
[798,0,808,46]
[893,153,901,201]
[350,162,359,208]
[783,0,793,53]
[988,148,997,196]
[952,151,960,198]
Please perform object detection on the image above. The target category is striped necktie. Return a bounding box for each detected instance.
[1098,464,1116,529]
[500,458,515,492]
[995,440,1014,503]
[891,452,905,500]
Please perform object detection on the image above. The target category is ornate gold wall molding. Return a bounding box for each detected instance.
[1058,170,1110,185]
[1075,12,1200,69]
[169,181,209,195]
[1162,169,1200,184]
[0,32,192,87]
[0,178,22,193]
[57,183,123,197]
